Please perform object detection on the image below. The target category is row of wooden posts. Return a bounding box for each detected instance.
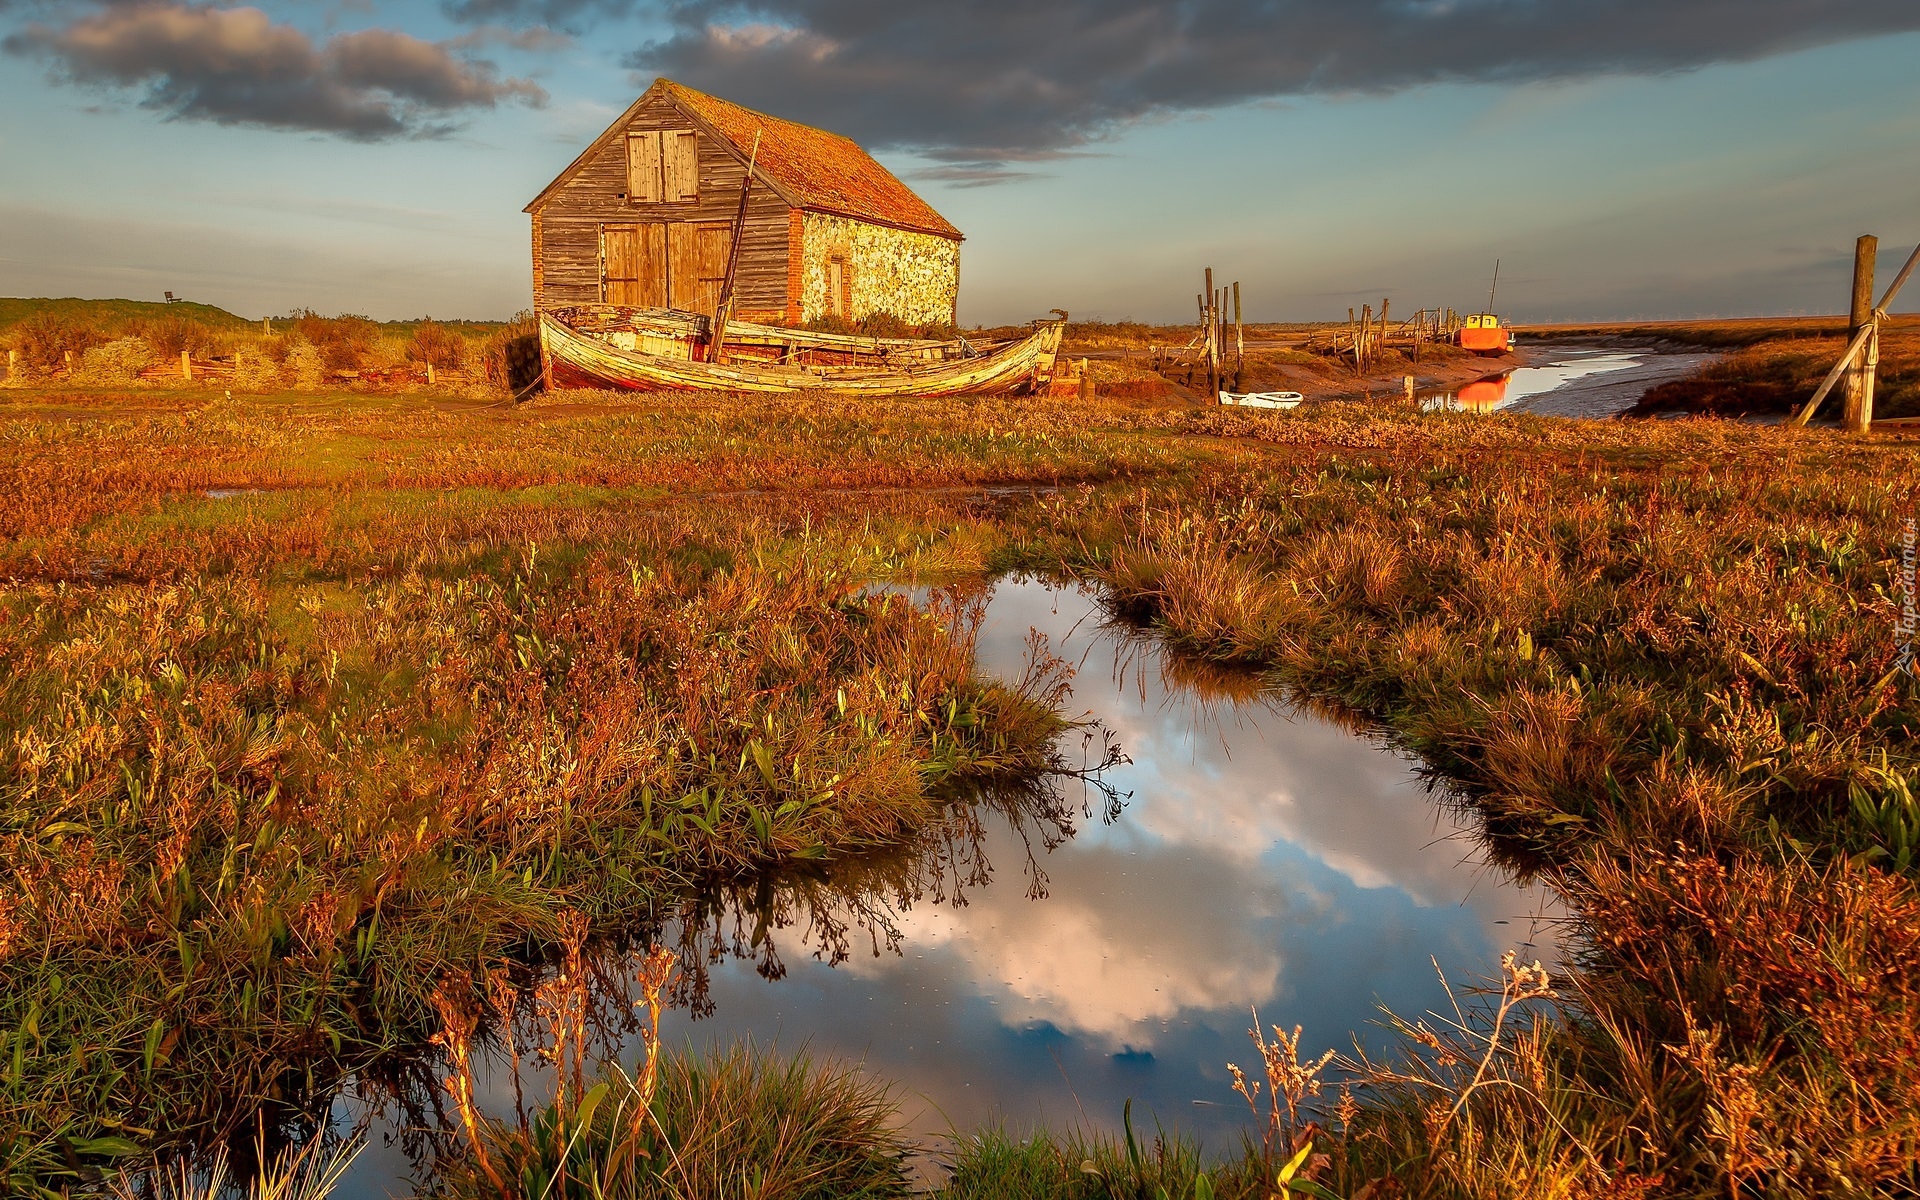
[1313,305,1469,369]
[1198,268,1244,396]
[1794,233,1918,433]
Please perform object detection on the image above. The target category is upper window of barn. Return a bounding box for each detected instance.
[626,130,698,204]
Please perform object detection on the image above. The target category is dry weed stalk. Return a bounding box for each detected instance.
[485,965,528,1134]
[536,911,592,1112]
[428,975,507,1199]
[628,944,678,1147]
[107,1135,362,1200]
[1230,1012,1338,1158]
[1345,951,1565,1149]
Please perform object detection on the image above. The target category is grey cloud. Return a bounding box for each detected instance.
[446,23,575,52]
[4,2,547,139]
[524,0,1920,167]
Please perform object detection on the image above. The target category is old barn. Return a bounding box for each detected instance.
[525,79,962,328]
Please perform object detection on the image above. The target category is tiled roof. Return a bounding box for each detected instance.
[658,80,961,241]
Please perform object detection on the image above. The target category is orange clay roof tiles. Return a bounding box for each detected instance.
[658,80,961,241]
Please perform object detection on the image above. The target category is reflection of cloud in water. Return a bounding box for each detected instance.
[973,578,1555,924]
[327,575,1569,1192]
[855,843,1288,1047]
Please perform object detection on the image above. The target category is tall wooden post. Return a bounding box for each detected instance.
[1204,268,1217,396]
[5,349,14,381]
[1232,282,1244,390]
[181,350,192,381]
[1844,234,1877,433]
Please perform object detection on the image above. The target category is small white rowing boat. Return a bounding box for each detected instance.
[1219,390,1304,410]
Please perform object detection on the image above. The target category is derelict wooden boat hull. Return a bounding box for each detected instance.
[539,310,1066,396]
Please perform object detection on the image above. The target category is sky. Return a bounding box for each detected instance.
[2,0,1918,324]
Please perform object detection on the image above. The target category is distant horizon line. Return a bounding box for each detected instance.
[8,294,1913,331]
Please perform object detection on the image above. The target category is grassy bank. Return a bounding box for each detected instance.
[0,300,523,394]
[1526,314,1920,421]
[1021,411,1919,1195]
[3,382,1917,1196]
[1,389,1157,1190]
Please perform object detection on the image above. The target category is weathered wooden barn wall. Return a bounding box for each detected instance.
[530,91,789,320]
[799,213,960,326]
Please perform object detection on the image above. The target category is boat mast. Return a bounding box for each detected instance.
[1487,259,1501,314]
[710,130,762,366]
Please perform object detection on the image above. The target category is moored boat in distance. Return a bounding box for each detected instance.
[1456,313,1514,356]
[1455,258,1515,356]
[539,305,1069,395]
[1219,390,1304,409]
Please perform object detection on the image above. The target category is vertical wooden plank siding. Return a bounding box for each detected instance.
[669,222,732,313]
[533,92,787,313]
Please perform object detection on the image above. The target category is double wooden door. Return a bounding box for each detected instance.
[602,223,731,313]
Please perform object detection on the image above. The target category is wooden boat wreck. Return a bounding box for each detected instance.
[539,305,1070,395]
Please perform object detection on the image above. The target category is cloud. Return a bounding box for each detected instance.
[4,2,547,139]
[446,22,575,53]
[451,0,1920,168]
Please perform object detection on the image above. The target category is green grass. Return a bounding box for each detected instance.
[434,1044,914,1200]
[0,297,257,340]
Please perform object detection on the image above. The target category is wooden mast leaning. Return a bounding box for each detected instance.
[709,130,762,366]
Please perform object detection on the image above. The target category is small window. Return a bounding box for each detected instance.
[664,131,698,203]
[627,129,697,205]
[627,132,662,203]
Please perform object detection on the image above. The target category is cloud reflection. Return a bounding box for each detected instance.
[329,575,1566,1190]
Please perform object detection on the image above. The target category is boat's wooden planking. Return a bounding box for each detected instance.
[541,312,1061,396]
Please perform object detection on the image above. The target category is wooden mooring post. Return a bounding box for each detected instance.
[1188,268,1246,395]
[1232,282,1244,391]
[1845,234,1878,432]
[1796,234,1919,430]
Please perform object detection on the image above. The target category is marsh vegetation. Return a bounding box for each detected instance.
[1,370,1916,1196]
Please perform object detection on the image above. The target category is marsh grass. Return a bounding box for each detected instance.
[3,384,1918,1195]
[1028,413,1920,1194]
[106,1137,362,1200]
[1,301,520,391]
[430,1043,913,1200]
[0,519,1071,1185]
[1625,315,1920,419]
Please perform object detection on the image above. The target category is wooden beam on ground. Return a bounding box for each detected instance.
[1794,322,1876,426]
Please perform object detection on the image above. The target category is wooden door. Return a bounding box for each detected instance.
[669,222,732,314]
[603,224,666,307]
[826,259,847,317]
